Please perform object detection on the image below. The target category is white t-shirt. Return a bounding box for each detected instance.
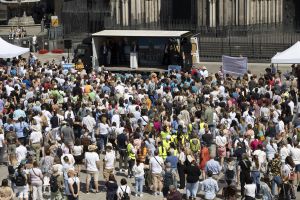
[104,151,115,169]
[30,131,43,143]
[117,185,131,198]
[244,183,256,198]
[290,147,300,165]
[0,134,4,147]
[16,145,27,163]
[216,135,227,147]
[280,146,290,163]
[150,156,164,174]
[85,152,99,172]
[99,123,109,135]
[73,146,83,156]
[253,149,266,164]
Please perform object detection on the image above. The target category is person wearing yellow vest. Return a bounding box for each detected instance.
[158,141,167,160]
[170,134,178,145]
[190,135,201,162]
[162,135,171,150]
[160,125,170,141]
[127,139,136,178]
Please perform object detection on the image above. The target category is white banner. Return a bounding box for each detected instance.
[222,55,248,77]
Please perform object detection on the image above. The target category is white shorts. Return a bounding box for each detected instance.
[16,185,29,198]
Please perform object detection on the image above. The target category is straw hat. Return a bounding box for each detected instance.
[88,144,98,151]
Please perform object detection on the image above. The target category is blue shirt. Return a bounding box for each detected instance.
[166,155,178,169]
[201,177,219,200]
[13,109,26,120]
[14,122,29,138]
[205,159,222,174]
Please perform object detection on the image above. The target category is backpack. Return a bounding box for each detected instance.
[190,138,200,153]
[163,171,174,187]
[120,186,130,200]
[225,168,235,180]
[108,127,117,140]
[15,172,26,186]
[50,175,59,193]
[237,138,246,150]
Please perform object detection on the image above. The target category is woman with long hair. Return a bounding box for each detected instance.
[251,155,261,196]
[0,179,14,200]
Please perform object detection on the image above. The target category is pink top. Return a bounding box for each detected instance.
[29,168,43,186]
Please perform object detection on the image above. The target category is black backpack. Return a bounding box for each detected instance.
[225,169,235,180]
[108,127,117,141]
[163,171,174,187]
[120,186,130,200]
[15,173,26,186]
[50,175,59,193]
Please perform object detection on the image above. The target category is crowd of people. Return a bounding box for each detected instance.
[0,53,299,200]
[8,27,27,40]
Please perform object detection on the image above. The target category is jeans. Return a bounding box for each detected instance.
[186,182,199,199]
[32,184,43,200]
[271,175,282,195]
[97,134,108,152]
[128,159,135,177]
[119,149,128,170]
[171,168,178,188]
[251,171,260,194]
[135,176,144,195]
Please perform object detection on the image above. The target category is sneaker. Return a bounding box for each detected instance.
[159,192,163,196]
[139,194,143,197]
[153,192,157,196]
[135,194,138,197]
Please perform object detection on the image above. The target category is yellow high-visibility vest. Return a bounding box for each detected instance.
[127,143,136,160]
[158,146,167,160]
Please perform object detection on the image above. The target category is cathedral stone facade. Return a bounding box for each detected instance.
[109,0,283,27]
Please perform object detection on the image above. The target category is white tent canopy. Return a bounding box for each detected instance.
[0,37,29,58]
[271,41,300,64]
[92,30,190,38]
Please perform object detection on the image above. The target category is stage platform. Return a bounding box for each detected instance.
[103,66,168,73]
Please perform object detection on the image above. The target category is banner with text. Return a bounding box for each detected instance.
[222,55,248,77]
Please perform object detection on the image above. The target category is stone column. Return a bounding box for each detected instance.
[209,0,215,27]
[149,0,154,23]
[145,0,149,23]
[130,0,136,25]
[238,0,244,25]
[115,0,120,25]
[271,0,275,23]
[157,0,161,24]
[264,0,268,23]
[154,0,158,23]
[124,0,129,26]
[223,0,228,25]
[219,0,224,26]
[110,0,116,21]
[279,0,283,23]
